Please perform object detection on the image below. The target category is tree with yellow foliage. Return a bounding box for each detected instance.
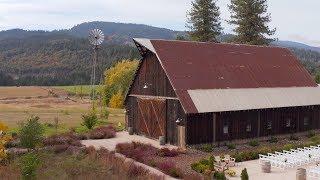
[0,122,12,160]
[103,60,139,107]
[108,91,125,108]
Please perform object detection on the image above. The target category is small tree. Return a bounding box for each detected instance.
[82,112,98,130]
[19,116,44,149]
[20,152,40,180]
[241,168,249,180]
[108,91,124,109]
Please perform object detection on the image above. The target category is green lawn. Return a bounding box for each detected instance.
[53,85,103,96]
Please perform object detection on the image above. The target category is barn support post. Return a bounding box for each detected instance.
[178,125,186,149]
[213,113,217,142]
[257,111,261,137]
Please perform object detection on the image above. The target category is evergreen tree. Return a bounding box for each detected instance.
[241,168,249,180]
[186,0,222,42]
[228,0,276,45]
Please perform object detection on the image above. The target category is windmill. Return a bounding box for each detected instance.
[88,29,104,109]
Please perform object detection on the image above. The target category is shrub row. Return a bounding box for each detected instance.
[115,142,184,178]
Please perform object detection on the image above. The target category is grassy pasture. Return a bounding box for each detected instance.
[0,86,125,136]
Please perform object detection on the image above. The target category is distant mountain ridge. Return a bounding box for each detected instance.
[272,40,320,53]
[1,21,319,51]
[0,21,183,45]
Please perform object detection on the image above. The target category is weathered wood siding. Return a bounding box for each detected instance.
[185,106,320,144]
[186,113,213,144]
[215,111,259,141]
[259,106,320,136]
[166,99,186,145]
[129,52,176,97]
[125,51,185,145]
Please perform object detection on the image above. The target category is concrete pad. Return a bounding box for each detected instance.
[81,131,177,151]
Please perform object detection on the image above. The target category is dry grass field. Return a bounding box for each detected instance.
[0,86,50,99]
[0,86,125,131]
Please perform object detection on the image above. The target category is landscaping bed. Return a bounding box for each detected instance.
[115,142,204,179]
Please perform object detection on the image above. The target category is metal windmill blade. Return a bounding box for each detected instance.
[89,29,105,46]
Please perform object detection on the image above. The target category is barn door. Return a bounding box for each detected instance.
[137,98,166,139]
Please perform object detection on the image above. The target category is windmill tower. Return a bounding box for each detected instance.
[88,29,104,110]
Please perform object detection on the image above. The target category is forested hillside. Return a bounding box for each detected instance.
[0,34,139,86]
[0,21,319,86]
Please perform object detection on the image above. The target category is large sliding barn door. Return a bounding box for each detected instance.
[137,98,166,139]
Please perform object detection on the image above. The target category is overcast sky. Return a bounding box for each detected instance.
[0,0,319,46]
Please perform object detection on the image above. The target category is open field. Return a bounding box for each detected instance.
[0,86,50,99]
[0,86,125,132]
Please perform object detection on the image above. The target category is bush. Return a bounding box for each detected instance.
[19,152,40,180]
[268,136,278,143]
[225,169,236,177]
[115,142,158,163]
[88,126,116,139]
[248,140,259,147]
[307,130,316,138]
[19,116,44,149]
[43,132,82,146]
[157,161,182,178]
[198,144,214,152]
[283,144,295,151]
[100,109,110,119]
[157,148,179,157]
[191,156,215,174]
[241,168,249,180]
[227,143,236,149]
[213,171,226,180]
[191,162,209,173]
[127,163,149,177]
[289,134,299,141]
[310,135,320,144]
[81,112,98,130]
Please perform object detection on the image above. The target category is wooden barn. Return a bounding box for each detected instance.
[125,39,320,146]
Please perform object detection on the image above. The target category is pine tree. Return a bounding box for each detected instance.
[228,0,276,45]
[186,0,222,42]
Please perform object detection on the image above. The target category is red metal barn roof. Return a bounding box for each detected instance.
[133,39,318,113]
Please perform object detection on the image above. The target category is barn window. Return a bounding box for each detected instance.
[246,124,252,132]
[267,121,272,130]
[223,125,229,134]
[286,118,291,127]
[304,117,310,126]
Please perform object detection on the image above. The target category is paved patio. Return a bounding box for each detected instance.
[81,131,177,151]
[228,160,318,180]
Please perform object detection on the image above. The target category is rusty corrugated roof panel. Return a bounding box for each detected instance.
[188,87,320,113]
[133,39,318,113]
[151,40,317,90]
